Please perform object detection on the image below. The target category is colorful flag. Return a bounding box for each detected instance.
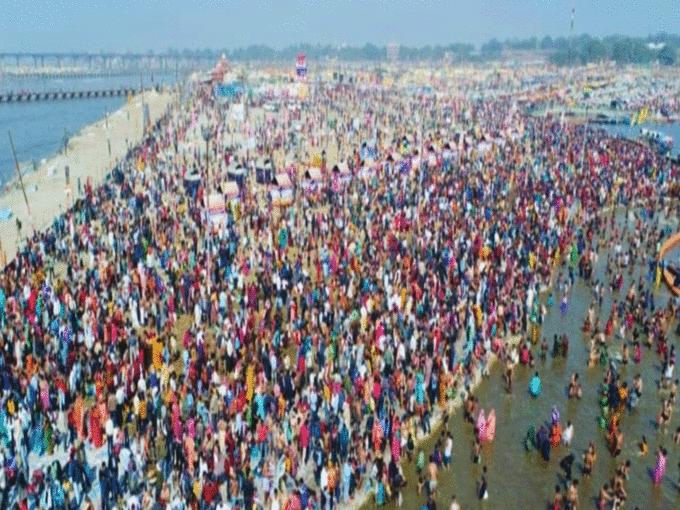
[636,107,649,125]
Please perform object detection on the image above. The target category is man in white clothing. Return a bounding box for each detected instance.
[450,495,461,510]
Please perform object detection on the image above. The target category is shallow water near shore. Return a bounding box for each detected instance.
[355,210,680,510]
[602,122,680,158]
[0,72,181,185]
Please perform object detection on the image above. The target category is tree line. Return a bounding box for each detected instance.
[166,32,678,66]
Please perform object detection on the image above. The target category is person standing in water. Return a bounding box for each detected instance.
[477,465,488,500]
[449,495,460,510]
[566,479,579,510]
[552,485,563,510]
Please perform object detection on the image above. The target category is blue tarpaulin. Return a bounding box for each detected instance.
[215,82,244,98]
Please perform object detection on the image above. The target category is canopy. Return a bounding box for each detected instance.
[332,162,350,176]
[272,173,293,188]
[184,171,201,182]
[224,181,239,199]
[207,193,226,215]
[227,164,245,177]
[305,167,323,181]
[271,194,293,207]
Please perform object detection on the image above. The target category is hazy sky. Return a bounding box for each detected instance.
[1,0,677,53]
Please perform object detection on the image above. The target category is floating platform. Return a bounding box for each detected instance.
[0,85,161,104]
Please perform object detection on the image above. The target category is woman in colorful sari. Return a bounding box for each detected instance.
[74,395,85,441]
[88,404,103,449]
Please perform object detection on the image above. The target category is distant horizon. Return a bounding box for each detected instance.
[0,31,679,55]
[1,0,678,54]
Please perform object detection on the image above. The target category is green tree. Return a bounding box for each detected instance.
[481,38,502,59]
[361,43,383,61]
[582,40,607,63]
[659,46,676,66]
[540,36,553,50]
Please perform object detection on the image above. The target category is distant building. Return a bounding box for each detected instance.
[387,42,400,63]
[211,54,229,83]
[647,42,666,51]
[501,48,549,66]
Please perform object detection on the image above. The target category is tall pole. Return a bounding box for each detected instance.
[580,105,589,175]
[140,72,145,135]
[203,128,212,300]
[8,132,34,235]
[568,0,576,69]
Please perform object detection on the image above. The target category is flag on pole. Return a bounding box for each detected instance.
[637,107,649,124]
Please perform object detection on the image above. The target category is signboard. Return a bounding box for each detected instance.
[207,193,227,230]
[232,104,245,122]
[296,53,307,80]
[216,82,244,98]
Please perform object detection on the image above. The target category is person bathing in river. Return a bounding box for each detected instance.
[568,373,582,400]
[540,337,549,360]
[563,421,574,447]
[552,485,563,510]
[583,442,596,478]
[566,479,579,510]
[471,438,481,464]
[637,436,648,456]
[597,484,613,510]
[503,356,514,394]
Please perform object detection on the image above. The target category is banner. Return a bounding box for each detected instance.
[216,82,244,98]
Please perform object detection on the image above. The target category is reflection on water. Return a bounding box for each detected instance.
[360,210,680,510]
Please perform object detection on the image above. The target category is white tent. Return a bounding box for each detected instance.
[224,181,240,200]
[302,167,323,194]
[207,193,228,230]
[304,167,323,181]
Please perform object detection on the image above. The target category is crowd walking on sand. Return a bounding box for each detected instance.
[0,66,678,510]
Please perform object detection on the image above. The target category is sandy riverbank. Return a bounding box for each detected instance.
[0,89,177,259]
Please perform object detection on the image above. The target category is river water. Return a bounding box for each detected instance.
[0,72,180,186]
[603,122,680,158]
[360,209,680,510]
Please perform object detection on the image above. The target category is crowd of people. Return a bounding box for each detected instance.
[0,67,678,510]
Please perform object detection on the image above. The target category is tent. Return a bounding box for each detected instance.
[272,173,293,188]
[183,170,201,199]
[304,167,323,181]
[332,162,351,181]
[227,163,246,187]
[271,173,294,206]
[207,193,228,230]
[224,181,240,201]
[256,158,273,184]
[302,166,323,194]
[331,162,352,191]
